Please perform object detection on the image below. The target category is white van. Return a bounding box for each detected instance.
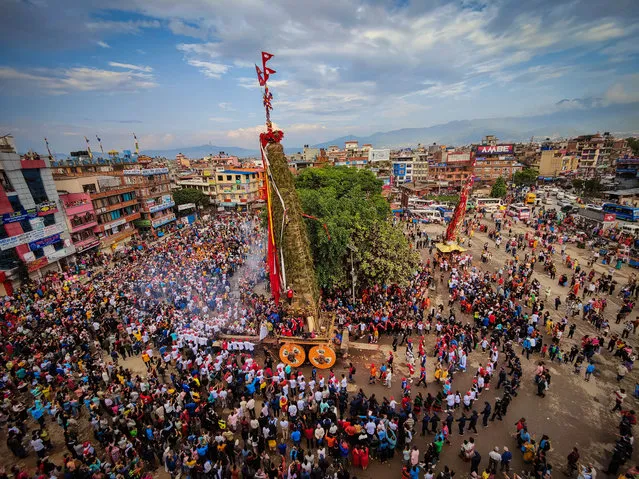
[621,224,639,236]
[422,209,443,222]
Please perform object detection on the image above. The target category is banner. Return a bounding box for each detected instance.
[29,234,60,250]
[1,209,38,225]
[123,167,168,176]
[0,223,65,251]
[476,145,513,155]
[27,257,49,272]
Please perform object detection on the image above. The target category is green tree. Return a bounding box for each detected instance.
[295,166,418,289]
[627,137,639,156]
[352,221,420,288]
[173,188,208,208]
[513,168,539,186]
[583,178,603,197]
[490,177,508,197]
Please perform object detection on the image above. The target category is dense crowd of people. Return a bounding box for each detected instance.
[0,204,637,479]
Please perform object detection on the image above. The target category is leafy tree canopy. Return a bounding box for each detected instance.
[295,167,418,289]
[513,168,539,186]
[627,137,639,156]
[173,188,208,207]
[490,177,508,197]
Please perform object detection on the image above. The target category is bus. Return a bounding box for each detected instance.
[475,197,503,212]
[508,204,531,220]
[407,198,436,209]
[525,193,536,205]
[602,204,639,222]
[435,206,453,222]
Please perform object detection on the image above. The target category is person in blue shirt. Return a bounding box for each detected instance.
[291,428,301,447]
[501,446,512,472]
[585,362,596,381]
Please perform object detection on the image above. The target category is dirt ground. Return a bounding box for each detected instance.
[1,213,638,478]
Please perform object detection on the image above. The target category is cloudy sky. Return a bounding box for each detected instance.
[1,0,638,153]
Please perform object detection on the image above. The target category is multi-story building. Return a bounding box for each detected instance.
[537,147,579,177]
[413,152,429,183]
[0,136,75,292]
[122,162,175,234]
[214,169,264,209]
[58,192,100,254]
[473,144,519,185]
[52,152,141,252]
[429,160,473,190]
[568,134,605,177]
[391,151,416,184]
[615,157,639,179]
[175,168,265,209]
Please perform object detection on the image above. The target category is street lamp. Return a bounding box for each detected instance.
[347,243,358,303]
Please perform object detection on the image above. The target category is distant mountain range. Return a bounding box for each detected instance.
[139,101,639,158]
[312,101,639,149]
[142,144,263,159]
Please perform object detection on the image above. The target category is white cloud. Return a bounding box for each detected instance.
[604,79,639,105]
[108,62,153,73]
[185,59,230,79]
[96,41,110,49]
[218,102,236,111]
[0,65,157,94]
[177,43,220,58]
[169,19,208,39]
[85,19,161,34]
[209,117,235,122]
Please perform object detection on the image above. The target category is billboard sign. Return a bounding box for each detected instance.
[369,149,391,162]
[476,145,513,155]
[0,223,65,251]
[29,234,61,251]
[447,152,471,163]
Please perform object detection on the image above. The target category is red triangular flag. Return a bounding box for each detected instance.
[255,65,266,86]
[262,52,274,65]
[264,67,276,76]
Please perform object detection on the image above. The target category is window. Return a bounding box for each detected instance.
[43,214,56,227]
[110,210,121,220]
[22,169,48,203]
[0,224,7,239]
[83,183,97,194]
[8,195,23,212]
[218,175,223,181]
[0,248,20,270]
[1,171,13,192]
[236,175,241,181]
[226,175,232,181]
[19,219,32,232]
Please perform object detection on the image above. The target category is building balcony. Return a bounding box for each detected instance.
[100,228,137,246]
[73,236,101,253]
[64,202,94,216]
[69,219,98,233]
[96,211,141,233]
[141,200,175,214]
[90,185,136,200]
[94,198,138,215]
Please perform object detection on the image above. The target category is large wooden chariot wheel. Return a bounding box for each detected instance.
[279,343,306,367]
[308,345,336,369]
